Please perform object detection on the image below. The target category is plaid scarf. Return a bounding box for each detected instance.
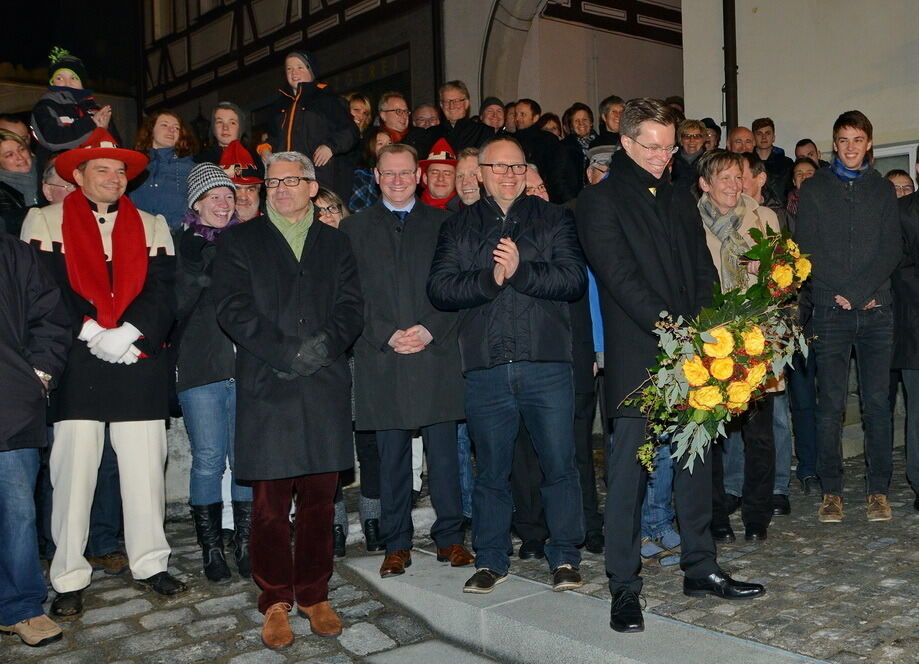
[830,156,869,182]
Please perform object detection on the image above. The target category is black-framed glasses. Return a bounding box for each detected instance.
[526,184,547,194]
[630,138,679,155]
[380,108,409,116]
[316,203,342,216]
[480,163,527,175]
[264,176,313,188]
[440,97,468,108]
[44,182,76,191]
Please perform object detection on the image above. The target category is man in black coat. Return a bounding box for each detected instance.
[513,98,576,204]
[576,98,765,634]
[341,144,472,579]
[211,151,363,649]
[0,232,70,647]
[428,136,587,595]
[21,129,184,618]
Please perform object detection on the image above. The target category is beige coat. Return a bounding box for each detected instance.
[700,193,780,290]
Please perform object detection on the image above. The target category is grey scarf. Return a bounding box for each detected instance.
[698,193,749,291]
[0,163,38,207]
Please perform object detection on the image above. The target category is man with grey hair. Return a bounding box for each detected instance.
[578,98,764,634]
[211,150,363,649]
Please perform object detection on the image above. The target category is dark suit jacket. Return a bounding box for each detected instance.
[576,149,718,417]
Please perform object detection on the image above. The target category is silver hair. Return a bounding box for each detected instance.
[42,160,60,183]
[265,151,316,179]
[526,162,539,175]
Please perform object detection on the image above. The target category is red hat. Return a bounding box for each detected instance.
[419,138,457,170]
[55,128,148,184]
[218,140,263,185]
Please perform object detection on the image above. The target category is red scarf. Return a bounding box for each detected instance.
[62,191,148,328]
[382,125,409,144]
[421,188,456,210]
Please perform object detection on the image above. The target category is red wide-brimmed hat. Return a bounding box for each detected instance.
[55,128,149,184]
[419,138,457,170]
[219,140,263,185]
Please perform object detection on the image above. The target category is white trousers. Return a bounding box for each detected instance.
[50,419,171,592]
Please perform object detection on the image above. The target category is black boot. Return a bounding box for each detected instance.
[232,501,252,578]
[333,524,346,559]
[191,503,232,582]
[363,518,385,552]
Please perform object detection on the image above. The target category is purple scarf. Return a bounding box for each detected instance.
[181,208,241,243]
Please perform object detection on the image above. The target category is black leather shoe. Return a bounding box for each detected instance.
[551,564,582,591]
[711,523,735,544]
[609,589,644,632]
[684,571,765,599]
[50,589,83,617]
[584,530,604,554]
[744,526,768,542]
[772,494,791,516]
[725,494,742,515]
[800,476,821,496]
[363,519,385,553]
[135,571,188,596]
[914,494,919,512]
[333,524,346,559]
[463,568,507,594]
[518,540,546,560]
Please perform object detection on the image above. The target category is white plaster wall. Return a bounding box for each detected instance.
[441,0,495,107]
[683,0,919,151]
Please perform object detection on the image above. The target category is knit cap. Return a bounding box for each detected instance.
[187,162,236,209]
[48,46,88,85]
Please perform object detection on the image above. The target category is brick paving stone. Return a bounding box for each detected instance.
[138,607,195,630]
[109,627,183,658]
[98,587,145,601]
[195,591,254,616]
[337,622,396,656]
[228,651,286,664]
[141,640,230,664]
[185,614,239,638]
[296,654,355,664]
[373,612,431,645]
[73,620,137,645]
[26,649,107,664]
[328,584,368,605]
[338,599,384,620]
[82,599,154,625]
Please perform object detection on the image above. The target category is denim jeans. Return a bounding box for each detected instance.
[898,370,919,493]
[640,444,675,539]
[456,422,474,519]
[788,352,818,479]
[0,448,46,625]
[721,430,744,497]
[810,305,894,495]
[772,393,792,495]
[178,379,252,505]
[465,362,584,575]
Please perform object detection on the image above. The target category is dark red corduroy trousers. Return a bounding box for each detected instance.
[250,471,338,613]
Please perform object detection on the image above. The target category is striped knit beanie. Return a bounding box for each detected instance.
[187,162,235,209]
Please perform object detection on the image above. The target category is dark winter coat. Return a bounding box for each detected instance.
[427,194,586,373]
[20,201,177,423]
[891,192,919,369]
[576,148,718,417]
[0,232,70,451]
[515,125,576,203]
[0,181,27,237]
[341,200,463,430]
[406,118,494,161]
[795,167,900,310]
[30,86,119,154]
[211,214,363,482]
[174,228,236,392]
[267,82,358,197]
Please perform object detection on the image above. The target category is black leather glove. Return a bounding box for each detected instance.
[290,332,333,377]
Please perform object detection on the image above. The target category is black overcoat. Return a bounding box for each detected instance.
[892,192,919,369]
[341,201,463,430]
[211,215,363,482]
[576,149,718,417]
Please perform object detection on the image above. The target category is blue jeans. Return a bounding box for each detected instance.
[788,352,818,479]
[457,422,474,519]
[810,305,894,495]
[465,362,584,575]
[640,445,675,539]
[722,430,744,497]
[0,448,46,625]
[772,393,792,495]
[178,379,252,505]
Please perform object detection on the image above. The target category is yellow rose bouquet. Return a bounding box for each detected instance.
[629,227,810,472]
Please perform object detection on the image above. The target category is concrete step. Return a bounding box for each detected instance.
[342,550,828,664]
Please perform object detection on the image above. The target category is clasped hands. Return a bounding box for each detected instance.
[388,325,433,354]
[834,295,877,310]
[492,237,520,286]
[80,319,142,365]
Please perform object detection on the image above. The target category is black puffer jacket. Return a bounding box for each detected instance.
[427,194,586,373]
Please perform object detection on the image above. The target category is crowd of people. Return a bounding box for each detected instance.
[1,45,917,652]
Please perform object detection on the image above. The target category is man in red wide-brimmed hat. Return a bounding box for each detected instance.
[219,139,263,221]
[419,137,460,212]
[20,127,185,618]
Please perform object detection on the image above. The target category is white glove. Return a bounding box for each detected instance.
[78,318,106,342]
[87,322,142,364]
[118,345,143,365]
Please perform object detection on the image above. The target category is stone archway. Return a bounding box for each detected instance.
[479,0,548,104]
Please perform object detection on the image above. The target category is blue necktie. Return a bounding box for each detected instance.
[393,210,408,222]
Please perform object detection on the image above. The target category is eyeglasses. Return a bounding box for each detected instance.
[380,108,409,116]
[480,163,527,175]
[526,184,547,194]
[44,182,76,191]
[630,138,679,155]
[681,133,704,140]
[377,169,417,180]
[440,98,467,108]
[894,184,915,194]
[316,203,342,215]
[264,176,313,188]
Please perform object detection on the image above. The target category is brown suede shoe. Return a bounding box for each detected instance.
[379,550,412,577]
[261,602,293,650]
[86,551,129,575]
[817,494,843,523]
[297,600,342,637]
[866,494,892,521]
[436,543,475,567]
[0,614,63,647]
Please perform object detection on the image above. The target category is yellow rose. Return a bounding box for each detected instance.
[795,257,811,281]
[702,326,735,359]
[786,239,801,258]
[681,355,710,387]
[742,325,766,356]
[710,357,735,381]
[688,385,723,411]
[726,381,754,408]
[771,263,794,289]
[746,362,768,387]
